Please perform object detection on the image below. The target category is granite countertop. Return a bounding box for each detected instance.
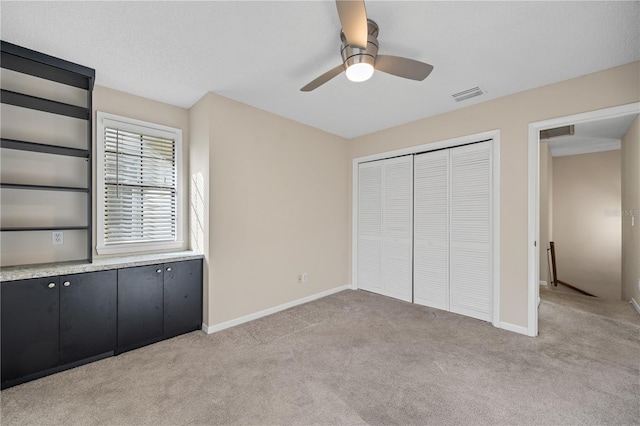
[0,251,204,282]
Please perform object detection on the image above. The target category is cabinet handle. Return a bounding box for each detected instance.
[156,269,162,274]
[48,283,56,289]
[63,281,71,287]
[166,267,172,272]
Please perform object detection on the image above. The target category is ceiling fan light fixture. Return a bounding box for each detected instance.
[346,62,374,82]
[300,3,434,92]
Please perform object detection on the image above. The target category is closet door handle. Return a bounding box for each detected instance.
[156,269,162,274]
[166,267,172,272]
[63,281,71,287]
[48,283,56,289]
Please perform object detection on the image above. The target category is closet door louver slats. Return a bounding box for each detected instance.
[356,140,493,322]
[413,150,449,310]
[449,142,492,321]
[357,162,383,292]
[382,157,413,302]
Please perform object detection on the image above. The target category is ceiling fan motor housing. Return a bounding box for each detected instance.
[340,19,379,71]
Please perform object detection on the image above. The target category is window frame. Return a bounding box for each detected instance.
[96,111,183,255]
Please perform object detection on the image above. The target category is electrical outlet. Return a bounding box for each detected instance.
[298,274,302,284]
[302,273,308,283]
[637,279,640,291]
[52,231,64,245]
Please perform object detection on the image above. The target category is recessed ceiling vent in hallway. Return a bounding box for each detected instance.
[451,86,484,102]
[540,125,575,140]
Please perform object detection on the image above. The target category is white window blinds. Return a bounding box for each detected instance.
[103,126,177,244]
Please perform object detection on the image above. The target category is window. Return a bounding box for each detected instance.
[97,112,183,255]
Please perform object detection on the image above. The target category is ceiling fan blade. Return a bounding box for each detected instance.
[375,55,434,81]
[300,65,345,92]
[336,0,368,49]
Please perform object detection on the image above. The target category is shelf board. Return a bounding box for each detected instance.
[1,89,89,120]
[1,138,89,158]
[1,41,94,90]
[0,183,89,192]
[1,226,88,232]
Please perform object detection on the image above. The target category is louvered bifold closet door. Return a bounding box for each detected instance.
[381,156,413,302]
[413,150,449,310]
[358,161,383,293]
[449,142,493,321]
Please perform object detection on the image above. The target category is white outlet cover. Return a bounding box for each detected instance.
[52,231,64,245]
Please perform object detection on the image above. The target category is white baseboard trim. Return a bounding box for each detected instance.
[499,321,529,336]
[539,280,547,286]
[201,285,351,334]
[631,298,640,315]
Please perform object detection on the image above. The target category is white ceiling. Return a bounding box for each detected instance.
[546,114,638,157]
[1,1,639,139]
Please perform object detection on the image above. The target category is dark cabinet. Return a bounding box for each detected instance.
[59,270,117,364]
[1,277,60,383]
[1,258,202,388]
[117,265,165,352]
[164,260,203,338]
[117,259,203,353]
[1,270,117,388]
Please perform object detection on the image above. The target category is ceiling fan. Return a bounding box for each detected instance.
[301,0,434,92]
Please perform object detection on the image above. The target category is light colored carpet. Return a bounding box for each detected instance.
[1,288,638,425]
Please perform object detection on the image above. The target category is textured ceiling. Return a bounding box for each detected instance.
[1,1,639,139]
[547,114,638,157]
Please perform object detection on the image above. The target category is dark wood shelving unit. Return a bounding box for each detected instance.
[0,40,95,265]
[1,138,89,158]
[1,226,89,232]
[0,183,90,192]
[0,89,90,119]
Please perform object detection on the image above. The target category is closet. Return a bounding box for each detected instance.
[357,140,493,322]
[357,155,413,302]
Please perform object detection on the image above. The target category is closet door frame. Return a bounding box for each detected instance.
[352,130,501,328]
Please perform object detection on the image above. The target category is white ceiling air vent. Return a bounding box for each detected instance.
[451,86,484,102]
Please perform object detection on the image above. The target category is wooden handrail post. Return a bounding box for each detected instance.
[548,241,597,297]
[549,241,558,287]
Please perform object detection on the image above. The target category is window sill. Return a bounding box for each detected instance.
[96,240,185,256]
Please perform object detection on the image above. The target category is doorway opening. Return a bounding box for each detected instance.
[527,103,640,336]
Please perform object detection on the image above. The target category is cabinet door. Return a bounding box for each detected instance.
[59,270,117,365]
[1,277,60,383]
[117,265,164,352]
[164,259,203,338]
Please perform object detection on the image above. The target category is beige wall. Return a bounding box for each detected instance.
[539,142,553,284]
[190,92,349,327]
[348,61,640,328]
[92,85,191,258]
[552,151,621,300]
[188,94,213,321]
[621,116,640,305]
